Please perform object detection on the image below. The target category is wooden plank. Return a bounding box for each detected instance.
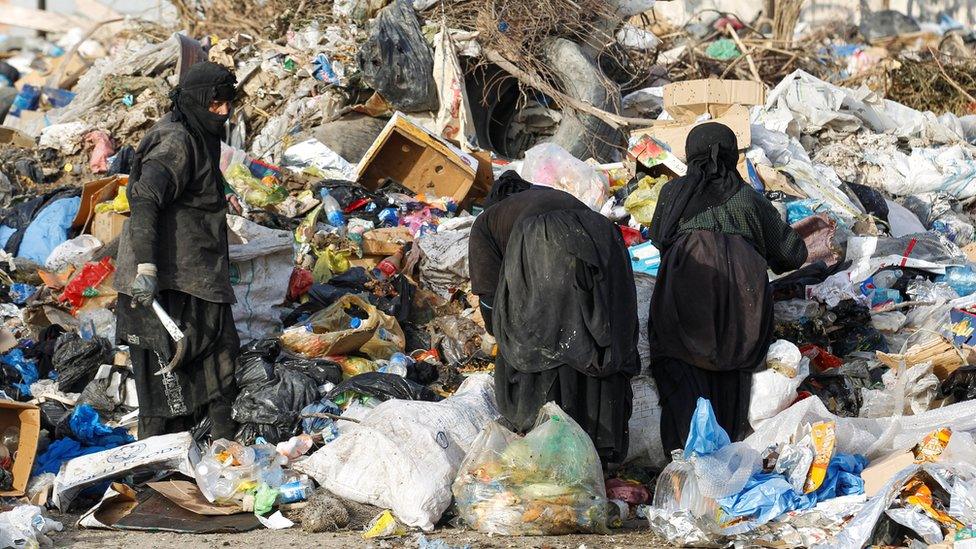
[0,5,81,33]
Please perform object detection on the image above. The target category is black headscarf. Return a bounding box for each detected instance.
[168,61,236,166]
[484,170,532,207]
[650,122,744,249]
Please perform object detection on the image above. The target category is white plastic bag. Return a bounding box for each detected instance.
[859,362,939,418]
[519,143,608,211]
[44,234,102,272]
[625,375,665,468]
[749,340,810,427]
[0,505,62,548]
[295,374,497,531]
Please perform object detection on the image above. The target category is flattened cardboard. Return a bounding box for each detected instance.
[78,482,139,529]
[664,78,766,120]
[631,104,751,161]
[862,451,914,497]
[362,227,413,256]
[0,400,40,497]
[113,490,261,533]
[148,480,244,516]
[0,126,35,148]
[355,112,480,203]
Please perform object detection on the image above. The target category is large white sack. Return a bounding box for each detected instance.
[294,373,498,531]
[626,375,666,469]
[748,340,809,428]
[227,215,293,342]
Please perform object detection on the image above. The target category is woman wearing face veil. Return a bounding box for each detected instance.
[114,62,242,439]
[647,123,808,456]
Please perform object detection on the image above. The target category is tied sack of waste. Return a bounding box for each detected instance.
[453,402,608,535]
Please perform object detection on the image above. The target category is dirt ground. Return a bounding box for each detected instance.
[51,520,660,548]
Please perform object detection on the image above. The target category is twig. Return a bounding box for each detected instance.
[726,23,762,84]
[303,412,361,424]
[928,46,976,105]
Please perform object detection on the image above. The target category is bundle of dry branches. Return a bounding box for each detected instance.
[882,53,976,115]
[773,0,806,45]
[168,0,333,38]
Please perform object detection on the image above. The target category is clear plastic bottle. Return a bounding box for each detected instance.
[320,190,346,227]
[873,269,902,289]
[278,476,315,504]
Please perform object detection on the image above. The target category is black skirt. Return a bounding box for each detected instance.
[117,290,239,421]
[494,355,632,464]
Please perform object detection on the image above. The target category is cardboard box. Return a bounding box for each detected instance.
[91,211,128,244]
[664,79,766,120]
[0,400,40,497]
[73,175,127,231]
[632,104,751,161]
[627,135,687,178]
[861,451,914,498]
[355,112,481,204]
[0,126,35,148]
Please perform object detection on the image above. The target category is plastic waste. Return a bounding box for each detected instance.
[453,402,608,535]
[0,505,63,548]
[8,283,35,305]
[938,265,976,297]
[232,367,319,444]
[652,450,719,519]
[519,143,609,211]
[280,294,405,360]
[749,341,810,426]
[319,189,346,227]
[278,476,315,504]
[326,372,440,406]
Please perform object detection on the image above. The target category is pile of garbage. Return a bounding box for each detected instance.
[1,0,976,546]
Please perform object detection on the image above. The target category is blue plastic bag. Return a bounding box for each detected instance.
[17,196,81,265]
[786,200,818,225]
[938,265,976,297]
[0,348,38,397]
[8,283,36,305]
[299,400,341,443]
[69,404,135,447]
[684,398,731,459]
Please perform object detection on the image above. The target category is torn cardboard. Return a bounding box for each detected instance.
[632,104,751,161]
[862,451,914,497]
[78,483,139,529]
[72,175,127,231]
[0,400,40,497]
[0,126,35,148]
[148,480,244,516]
[663,78,766,119]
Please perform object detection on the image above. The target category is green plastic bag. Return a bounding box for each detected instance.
[453,403,608,535]
[705,38,741,60]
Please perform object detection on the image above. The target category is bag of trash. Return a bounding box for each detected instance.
[44,234,102,272]
[277,356,343,387]
[0,505,62,548]
[296,374,497,531]
[325,372,440,404]
[232,367,320,444]
[235,338,280,388]
[453,402,608,535]
[280,294,405,360]
[519,143,609,211]
[749,340,810,427]
[939,366,976,403]
[52,333,112,394]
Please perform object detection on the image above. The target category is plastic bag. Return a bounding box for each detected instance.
[453,402,608,535]
[325,372,440,405]
[749,341,810,427]
[280,294,405,360]
[44,234,102,272]
[937,265,976,297]
[58,257,115,312]
[519,143,609,211]
[0,505,63,548]
[860,362,939,418]
[232,367,320,444]
[52,333,112,394]
[623,175,667,226]
[939,365,976,403]
[684,398,730,459]
[225,163,287,207]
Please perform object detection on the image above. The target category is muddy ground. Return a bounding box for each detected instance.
[51,518,660,548]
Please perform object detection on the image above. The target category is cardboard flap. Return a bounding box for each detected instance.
[664,79,765,120]
[632,105,751,162]
[0,400,40,497]
[72,175,127,231]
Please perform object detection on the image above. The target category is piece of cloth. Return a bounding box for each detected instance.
[650,123,746,251]
[484,170,531,208]
[493,208,640,377]
[651,359,753,456]
[650,230,775,373]
[494,354,633,464]
[469,185,588,299]
[139,397,236,440]
[114,62,237,304]
[117,290,239,437]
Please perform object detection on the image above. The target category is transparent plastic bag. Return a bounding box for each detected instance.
[519,143,609,211]
[453,403,608,535]
[859,362,938,418]
[691,443,762,499]
[774,299,822,323]
[652,451,718,519]
[280,294,405,360]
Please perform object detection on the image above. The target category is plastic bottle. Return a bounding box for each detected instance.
[378,207,399,227]
[381,353,412,377]
[319,189,346,227]
[377,249,404,278]
[1,426,19,454]
[278,476,315,504]
[873,269,902,289]
[349,317,362,329]
[276,434,314,462]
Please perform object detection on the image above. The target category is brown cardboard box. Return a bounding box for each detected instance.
[356,113,482,204]
[91,211,128,244]
[73,175,127,231]
[861,451,914,497]
[632,105,751,161]
[0,126,35,148]
[0,400,40,497]
[664,79,766,120]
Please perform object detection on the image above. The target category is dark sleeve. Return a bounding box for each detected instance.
[468,214,502,298]
[649,180,677,252]
[756,195,808,274]
[127,156,189,266]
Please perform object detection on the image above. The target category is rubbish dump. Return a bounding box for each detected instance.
[4,0,976,546]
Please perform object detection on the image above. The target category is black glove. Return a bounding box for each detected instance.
[131,273,157,307]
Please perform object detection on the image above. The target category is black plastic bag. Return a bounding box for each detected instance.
[23,324,66,379]
[235,339,280,388]
[277,356,342,387]
[938,365,976,403]
[357,0,438,112]
[38,400,71,433]
[799,373,863,417]
[406,360,439,385]
[53,333,113,393]
[326,372,441,403]
[231,367,319,444]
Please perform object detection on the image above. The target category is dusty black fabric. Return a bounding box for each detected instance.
[649,231,774,373]
[650,122,745,250]
[469,186,588,299]
[114,114,234,303]
[651,359,753,456]
[494,354,633,464]
[117,291,239,432]
[484,170,531,207]
[493,208,640,378]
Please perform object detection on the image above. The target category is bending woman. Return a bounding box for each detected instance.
[648,123,808,456]
[469,172,639,464]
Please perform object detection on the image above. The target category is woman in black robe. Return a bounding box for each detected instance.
[648,123,808,456]
[469,172,639,464]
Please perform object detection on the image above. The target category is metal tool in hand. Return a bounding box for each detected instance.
[151,300,187,375]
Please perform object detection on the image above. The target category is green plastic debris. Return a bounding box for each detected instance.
[254,482,279,516]
[705,38,741,60]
